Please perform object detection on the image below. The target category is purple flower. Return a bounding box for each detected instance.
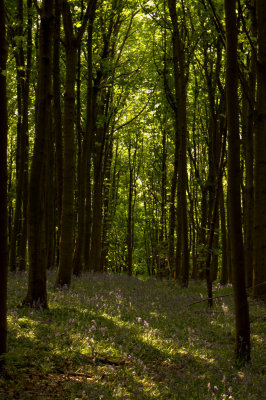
[144,320,149,328]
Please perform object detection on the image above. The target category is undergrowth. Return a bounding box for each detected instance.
[0,270,265,399]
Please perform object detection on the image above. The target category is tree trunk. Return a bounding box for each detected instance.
[17,0,32,271]
[253,0,266,299]
[53,0,63,268]
[225,0,250,362]
[73,40,84,277]
[167,0,190,286]
[168,132,178,278]
[73,4,97,275]
[159,128,167,276]
[9,0,25,272]
[56,41,77,286]
[219,182,228,285]
[56,0,92,286]
[0,0,8,365]
[24,0,54,308]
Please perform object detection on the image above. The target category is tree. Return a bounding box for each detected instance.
[224,0,250,362]
[167,0,189,286]
[73,0,98,276]
[0,0,8,366]
[9,0,33,272]
[56,0,95,287]
[23,0,54,307]
[253,0,266,300]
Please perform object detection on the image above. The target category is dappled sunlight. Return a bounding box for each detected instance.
[2,271,265,399]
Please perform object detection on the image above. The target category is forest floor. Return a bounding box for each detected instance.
[0,271,265,400]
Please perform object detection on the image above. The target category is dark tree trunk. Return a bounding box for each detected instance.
[91,119,105,272]
[73,39,84,277]
[73,3,97,275]
[159,129,167,276]
[17,0,32,271]
[56,0,92,286]
[225,0,250,362]
[253,0,266,299]
[56,40,77,286]
[168,137,178,278]
[167,0,190,287]
[53,0,63,268]
[219,182,228,285]
[0,0,8,366]
[24,0,54,308]
[9,0,25,272]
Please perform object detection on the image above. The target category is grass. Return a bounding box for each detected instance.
[0,270,265,399]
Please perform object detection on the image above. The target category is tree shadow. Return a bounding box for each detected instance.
[4,300,228,400]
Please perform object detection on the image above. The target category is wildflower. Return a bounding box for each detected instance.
[208,382,211,391]
[144,320,149,328]
[214,386,218,391]
[228,386,232,393]
[136,317,142,323]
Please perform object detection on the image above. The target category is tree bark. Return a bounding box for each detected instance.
[24,0,54,308]
[167,0,190,286]
[253,0,266,299]
[9,0,25,272]
[56,0,93,286]
[73,3,97,275]
[0,0,8,365]
[225,0,250,362]
[53,0,63,268]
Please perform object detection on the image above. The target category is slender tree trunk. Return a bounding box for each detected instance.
[56,0,92,286]
[23,0,54,308]
[219,182,228,285]
[159,129,167,276]
[24,0,53,307]
[9,0,25,272]
[46,112,56,270]
[56,41,77,286]
[167,0,189,287]
[0,0,8,366]
[253,0,266,299]
[127,142,137,277]
[101,133,114,272]
[73,3,97,275]
[91,121,105,272]
[168,134,178,278]
[225,0,250,362]
[17,0,32,271]
[73,41,84,277]
[53,0,63,268]
[205,129,226,306]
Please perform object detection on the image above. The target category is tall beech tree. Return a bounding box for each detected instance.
[9,0,33,272]
[224,0,250,361]
[253,0,266,300]
[55,0,95,287]
[73,1,98,276]
[24,0,53,307]
[53,0,63,268]
[167,0,190,286]
[0,0,8,365]
[23,0,54,307]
